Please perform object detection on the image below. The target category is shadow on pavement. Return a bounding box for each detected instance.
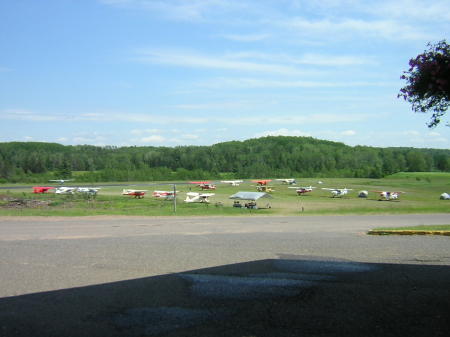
[1,256,449,337]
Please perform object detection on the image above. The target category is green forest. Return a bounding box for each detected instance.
[0,136,449,183]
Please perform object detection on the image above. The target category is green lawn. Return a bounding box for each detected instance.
[373,225,450,231]
[1,172,449,216]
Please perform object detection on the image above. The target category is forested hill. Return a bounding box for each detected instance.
[0,136,449,183]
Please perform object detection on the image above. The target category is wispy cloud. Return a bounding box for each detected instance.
[99,0,248,22]
[221,33,271,42]
[282,18,431,41]
[140,135,166,143]
[1,108,372,126]
[134,48,312,76]
[197,77,393,90]
[254,128,311,138]
[341,130,356,136]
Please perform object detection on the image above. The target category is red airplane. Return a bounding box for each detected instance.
[252,179,272,186]
[122,189,147,198]
[289,186,315,195]
[33,186,55,194]
[190,181,216,190]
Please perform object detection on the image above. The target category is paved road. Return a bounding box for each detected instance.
[0,214,449,336]
[1,214,449,296]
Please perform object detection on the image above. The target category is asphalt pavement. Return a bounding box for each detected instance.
[0,214,449,336]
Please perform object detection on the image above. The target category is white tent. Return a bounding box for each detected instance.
[229,192,273,201]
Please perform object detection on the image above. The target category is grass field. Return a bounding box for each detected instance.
[0,172,449,216]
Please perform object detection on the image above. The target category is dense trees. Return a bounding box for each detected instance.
[0,137,449,183]
[399,40,450,127]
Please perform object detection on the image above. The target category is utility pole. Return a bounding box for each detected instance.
[173,183,177,213]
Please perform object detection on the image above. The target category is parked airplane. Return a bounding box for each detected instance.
[55,186,77,194]
[49,179,73,184]
[322,188,353,197]
[251,179,275,192]
[184,192,215,203]
[252,179,272,186]
[221,180,243,186]
[76,187,101,195]
[276,178,297,185]
[374,191,404,201]
[289,186,315,195]
[122,189,147,198]
[152,190,177,200]
[33,186,55,193]
[190,181,217,190]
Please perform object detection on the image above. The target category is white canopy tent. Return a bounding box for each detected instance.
[229,192,273,201]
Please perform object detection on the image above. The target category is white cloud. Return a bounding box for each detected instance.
[140,135,166,143]
[282,18,431,41]
[134,49,310,76]
[254,128,311,138]
[100,0,249,22]
[341,130,356,136]
[180,134,200,140]
[221,33,271,42]
[197,77,391,89]
[369,0,450,22]
[131,128,161,135]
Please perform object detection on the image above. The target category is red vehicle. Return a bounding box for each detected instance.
[122,189,147,198]
[252,179,272,186]
[190,181,217,190]
[33,186,55,193]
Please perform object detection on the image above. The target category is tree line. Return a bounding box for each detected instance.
[0,136,449,183]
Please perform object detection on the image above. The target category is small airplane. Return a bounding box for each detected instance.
[49,179,73,184]
[184,192,215,203]
[33,186,55,194]
[322,188,353,197]
[251,180,274,192]
[374,191,404,201]
[276,178,297,185]
[256,185,275,192]
[122,189,148,198]
[252,179,272,186]
[220,180,243,186]
[55,186,77,194]
[76,187,101,195]
[190,181,217,190]
[152,190,177,200]
[289,186,315,195]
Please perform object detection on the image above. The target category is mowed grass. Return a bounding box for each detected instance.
[0,172,449,216]
[373,225,450,231]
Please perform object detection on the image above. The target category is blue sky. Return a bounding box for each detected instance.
[1,0,449,148]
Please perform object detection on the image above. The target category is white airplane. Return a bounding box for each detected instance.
[152,190,177,200]
[49,179,73,184]
[55,186,77,194]
[184,192,215,203]
[322,188,353,197]
[122,189,148,198]
[76,187,101,195]
[289,186,315,195]
[374,191,404,201]
[440,193,450,200]
[276,178,297,185]
[221,180,243,186]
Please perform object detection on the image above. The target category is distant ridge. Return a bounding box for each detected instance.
[0,136,449,183]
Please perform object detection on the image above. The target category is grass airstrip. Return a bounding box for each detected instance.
[0,172,449,217]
